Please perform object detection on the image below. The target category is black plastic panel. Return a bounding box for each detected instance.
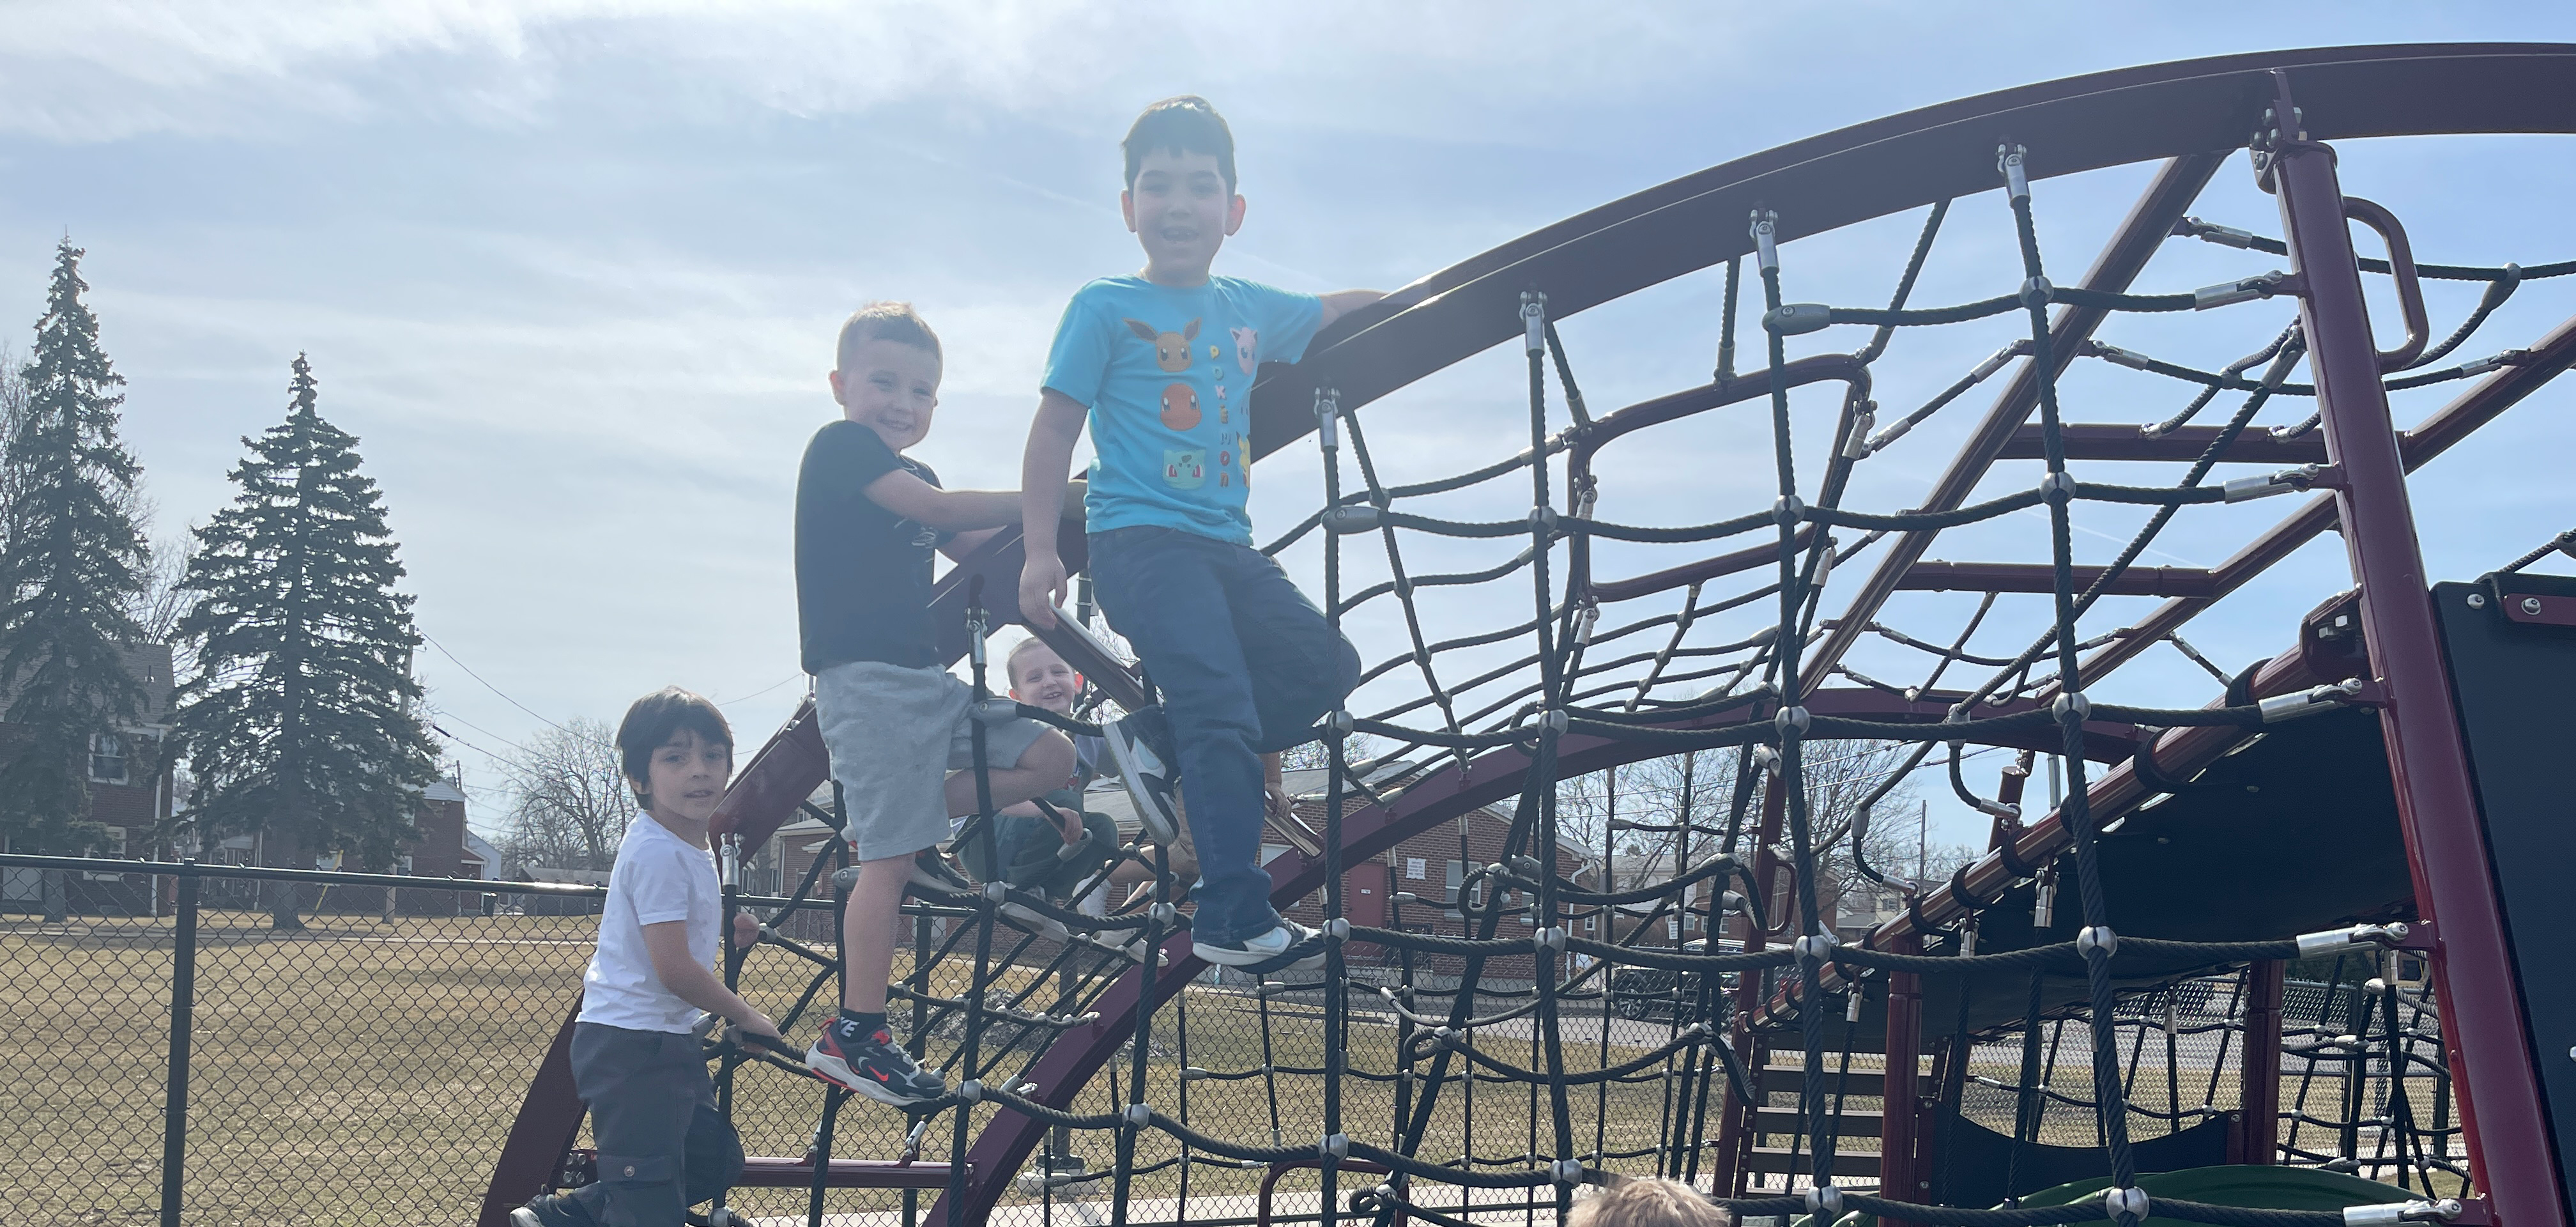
[2435,575,2576,1194]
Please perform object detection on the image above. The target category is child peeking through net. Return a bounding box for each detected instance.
[953,636,1121,904]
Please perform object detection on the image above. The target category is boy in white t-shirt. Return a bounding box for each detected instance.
[512,688,781,1227]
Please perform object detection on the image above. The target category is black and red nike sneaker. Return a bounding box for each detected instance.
[806,1019,947,1107]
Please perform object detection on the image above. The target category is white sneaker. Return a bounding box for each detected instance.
[1194,920,1326,973]
[1101,708,1183,847]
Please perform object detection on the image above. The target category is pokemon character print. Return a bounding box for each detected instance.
[1041,274,1324,544]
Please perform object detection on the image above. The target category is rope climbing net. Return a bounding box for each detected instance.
[677,107,2576,1227]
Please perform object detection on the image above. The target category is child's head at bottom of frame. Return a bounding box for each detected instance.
[1568,1177,1736,1227]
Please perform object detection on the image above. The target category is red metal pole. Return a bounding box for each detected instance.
[1712,782,1788,1194]
[2237,961,2285,1164]
[1880,934,1922,1222]
[2266,70,2563,1224]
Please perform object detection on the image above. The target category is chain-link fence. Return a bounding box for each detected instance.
[0,855,1685,1227]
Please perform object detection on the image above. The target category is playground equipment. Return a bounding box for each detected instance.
[484,43,2576,1227]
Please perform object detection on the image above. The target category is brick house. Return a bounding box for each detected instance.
[0,644,179,914]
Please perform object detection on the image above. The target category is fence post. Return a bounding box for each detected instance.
[162,862,198,1227]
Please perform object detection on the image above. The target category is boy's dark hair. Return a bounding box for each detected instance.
[1123,96,1238,195]
[616,686,735,805]
[836,301,943,378]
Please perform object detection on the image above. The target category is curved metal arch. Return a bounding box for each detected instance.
[1247,41,2576,452]
[486,42,2576,1227]
[938,688,2135,1221]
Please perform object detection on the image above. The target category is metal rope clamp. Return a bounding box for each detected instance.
[2077,925,2120,958]
[972,697,1021,724]
[2103,1185,2149,1223]
[1774,706,1810,739]
[958,1079,985,1104]
[1321,1133,1351,1161]
[1123,1102,1153,1129]
[1551,1158,1584,1185]
[1314,387,1340,452]
[1749,210,1780,274]
[1998,143,2030,201]
[1793,932,1837,964]
[2297,921,2409,958]
[1521,292,1547,356]
[1804,1187,1844,1217]
[1763,303,1832,336]
[1321,505,1381,534]
[2345,1200,2464,1226]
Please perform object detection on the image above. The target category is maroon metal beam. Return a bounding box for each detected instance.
[1880,934,1924,1216]
[1897,561,2218,599]
[1252,45,2576,455]
[2235,960,2285,1164]
[2074,310,2576,683]
[935,688,2141,1224]
[1795,640,2324,1012]
[1595,527,1815,606]
[1993,423,2329,465]
[478,1005,583,1227]
[2267,73,2561,1224]
[1804,151,2228,698]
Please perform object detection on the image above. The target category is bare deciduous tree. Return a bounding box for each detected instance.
[1556,740,1978,934]
[496,717,627,872]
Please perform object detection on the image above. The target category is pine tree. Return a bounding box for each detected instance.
[176,354,438,929]
[0,241,150,907]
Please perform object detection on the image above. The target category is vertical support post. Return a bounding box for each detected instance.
[2266,70,2564,1223]
[2237,961,2284,1165]
[1880,934,1922,1223]
[1710,780,1787,1194]
[161,863,197,1227]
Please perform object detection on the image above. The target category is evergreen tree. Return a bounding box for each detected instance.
[0,241,150,904]
[176,354,438,929]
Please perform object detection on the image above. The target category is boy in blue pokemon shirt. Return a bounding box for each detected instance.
[1018,96,1383,970]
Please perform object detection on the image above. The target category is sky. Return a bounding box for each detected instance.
[1,3,2569,849]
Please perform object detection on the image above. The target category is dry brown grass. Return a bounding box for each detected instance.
[1,909,1696,1227]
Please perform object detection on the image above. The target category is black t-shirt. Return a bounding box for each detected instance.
[795,420,951,673]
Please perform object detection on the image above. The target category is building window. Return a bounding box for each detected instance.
[1584,915,1597,933]
[82,827,128,879]
[1666,918,1680,939]
[89,733,128,785]
[1444,860,1465,912]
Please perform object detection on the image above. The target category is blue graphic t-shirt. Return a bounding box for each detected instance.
[1041,275,1323,544]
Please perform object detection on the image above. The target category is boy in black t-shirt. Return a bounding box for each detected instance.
[792,302,1080,1107]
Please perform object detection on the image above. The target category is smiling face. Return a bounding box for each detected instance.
[829,338,942,452]
[1008,643,1082,715]
[1123,147,1245,284]
[643,727,733,827]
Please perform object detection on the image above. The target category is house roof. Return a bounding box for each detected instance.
[517,865,611,885]
[424,780,468,804]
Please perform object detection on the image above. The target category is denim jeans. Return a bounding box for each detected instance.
[1088,526,1360,945]
[958,808,1119,899]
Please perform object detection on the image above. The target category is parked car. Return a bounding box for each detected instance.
[1607,938,1741,1022]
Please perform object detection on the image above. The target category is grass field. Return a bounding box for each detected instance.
[0,908,1698,1227]
[1,909,2458,1227]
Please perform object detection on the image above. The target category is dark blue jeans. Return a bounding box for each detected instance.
[1089,527,1360,945]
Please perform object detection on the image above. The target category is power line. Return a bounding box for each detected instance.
[421,632,567,732]
[718,674,803,708]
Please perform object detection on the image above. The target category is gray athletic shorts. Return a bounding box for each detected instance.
[815,660,1050,861]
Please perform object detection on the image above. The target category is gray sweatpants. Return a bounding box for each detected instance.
[566,1022,744,1227]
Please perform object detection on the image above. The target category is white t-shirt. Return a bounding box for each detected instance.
[578,813,722,1034]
